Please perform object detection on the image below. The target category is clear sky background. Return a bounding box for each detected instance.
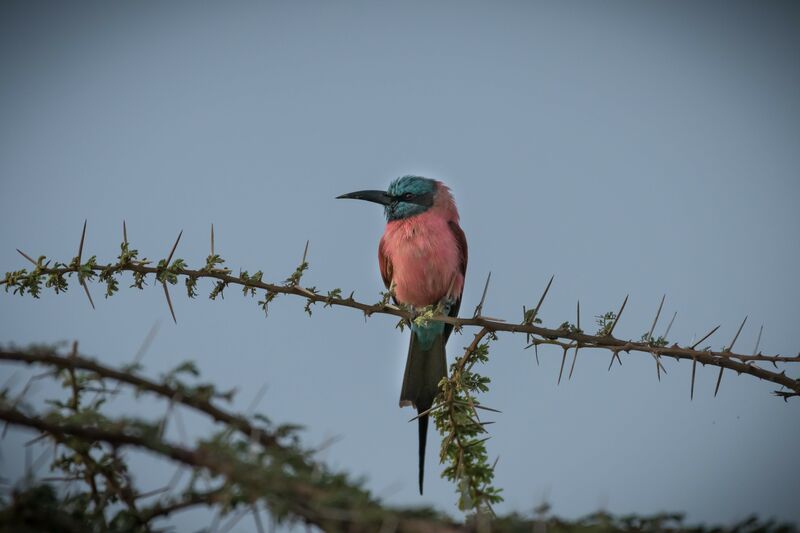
[1,1,799,530]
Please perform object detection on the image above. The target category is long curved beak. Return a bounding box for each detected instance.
[336,190,392,206]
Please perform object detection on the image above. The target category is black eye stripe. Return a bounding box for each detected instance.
[389,191,434,207]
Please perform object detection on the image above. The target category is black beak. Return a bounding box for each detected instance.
[336,190,392,206]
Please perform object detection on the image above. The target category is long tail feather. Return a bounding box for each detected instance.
[401,330,446,495]
[418,414,428,494]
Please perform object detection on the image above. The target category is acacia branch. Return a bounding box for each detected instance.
[3,233,798,397]
[0,406,334,530]
[0,405,459,532]
[0,349,463,532]
[0,347,281,450]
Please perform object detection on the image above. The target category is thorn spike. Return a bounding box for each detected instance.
[752,325,764,356]
[654,353,661,381]
[301,240,309,264]
[714,367,724,397]
[568,301,580,380]
[473,271,492,318]
[663,311,677,339]
[16,249,36,266]
[691,325,720,350]
[726,316,748,352]
[607,295,628,337]
[165,230,183,266]
[568,349,579,380]
[245,383,269,415]
[647,294,666,341]
[531,274,554,321]
[557,349,567,385]
[77,219,87,264]
[163,282,177,324]
[132,321,161,365]
[80,280,95,310]
[690,357,697,400]
[123,220,128,245]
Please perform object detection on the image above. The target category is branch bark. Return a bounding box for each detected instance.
[3,257,797,397]
[0,403,462,533]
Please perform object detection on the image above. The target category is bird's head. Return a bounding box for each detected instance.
[337,175,437,221]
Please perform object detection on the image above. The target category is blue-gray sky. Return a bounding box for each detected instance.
[1,1,799,530]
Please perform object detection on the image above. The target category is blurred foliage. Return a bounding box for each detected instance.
[1,481,796,532]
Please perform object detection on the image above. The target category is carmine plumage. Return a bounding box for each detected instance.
[338,176,468,495]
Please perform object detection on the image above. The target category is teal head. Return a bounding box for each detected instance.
[337,175,436,221]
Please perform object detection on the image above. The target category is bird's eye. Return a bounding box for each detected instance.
[402,193,413,200]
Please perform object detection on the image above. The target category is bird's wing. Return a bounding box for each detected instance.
[378,236,393,290]
[449,220,468,280]
[444,221,468,343]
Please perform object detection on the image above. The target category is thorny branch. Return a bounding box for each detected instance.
[0,407,372,531]
[0,348,280,451]
[0,345,461,532]
[2,222,799,520]
[3,223,797,396]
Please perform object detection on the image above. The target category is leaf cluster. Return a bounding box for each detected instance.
[0,346,405,531]
[433,334,503,515]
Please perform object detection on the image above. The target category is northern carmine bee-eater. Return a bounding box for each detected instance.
[337,175,467,494]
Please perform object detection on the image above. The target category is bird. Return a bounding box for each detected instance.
[337,175,467,495]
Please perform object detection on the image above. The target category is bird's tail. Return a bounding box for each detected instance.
[400,327,447,495]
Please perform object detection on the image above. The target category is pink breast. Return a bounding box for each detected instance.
[381,211,463,307]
